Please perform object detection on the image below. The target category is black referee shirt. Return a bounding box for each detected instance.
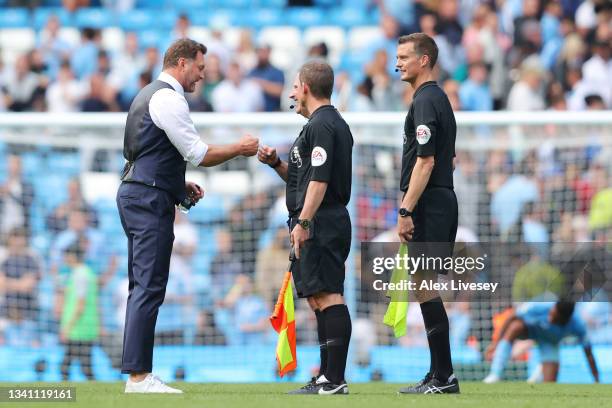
[400,81,456,192]
[286,105,353,217]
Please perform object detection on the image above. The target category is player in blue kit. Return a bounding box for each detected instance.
[483,301,599,383]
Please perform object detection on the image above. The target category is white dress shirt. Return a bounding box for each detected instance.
[149,72,208,167]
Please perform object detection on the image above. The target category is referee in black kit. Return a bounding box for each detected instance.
[258,61,353,395]
[395,33,460,394]
[117,38,258,393]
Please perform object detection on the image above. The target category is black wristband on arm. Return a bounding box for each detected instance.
[269,156,282,169]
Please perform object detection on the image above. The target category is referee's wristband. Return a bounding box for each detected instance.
[269,156,282,169]
[398,208,413,217]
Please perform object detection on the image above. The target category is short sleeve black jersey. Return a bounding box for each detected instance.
[400,81,456,192]
[286,105,353,217]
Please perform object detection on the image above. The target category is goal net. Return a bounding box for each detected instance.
[0,111,610,383]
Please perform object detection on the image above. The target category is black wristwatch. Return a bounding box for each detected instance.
[269,156,282,169]
[297,219,311,229]
[398,208,413,218]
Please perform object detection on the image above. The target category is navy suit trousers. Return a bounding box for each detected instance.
[116,182,176,373]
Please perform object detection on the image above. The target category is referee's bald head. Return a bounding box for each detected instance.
[299,60,334,100]
[163,38,207,69]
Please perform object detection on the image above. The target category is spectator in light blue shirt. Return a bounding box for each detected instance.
[37,15,72,81]
[491,174,539,235]
[366,14,402,77]
[539,1,564,70]
[222,274,270,346]
[2,309,38,347]
[155,265,194,344]
[380,0,416,31]
[520,201,550,258]
[541,0,562,45]
[459,61,493,111]
[49,209,116,285]
[70,28,100,80]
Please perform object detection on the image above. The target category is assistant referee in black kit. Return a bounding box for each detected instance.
[395,33,460,394]
[258,61,353,395]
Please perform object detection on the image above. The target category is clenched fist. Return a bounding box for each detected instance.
[257,144,278,166]
[238,134,259,157]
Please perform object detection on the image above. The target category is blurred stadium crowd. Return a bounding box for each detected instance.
[0,0,610,113]
[0,0,611,382]
[0,130,610,381]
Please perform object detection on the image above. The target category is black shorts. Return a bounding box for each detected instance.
[289,206,351,298]
[410,186,458,274]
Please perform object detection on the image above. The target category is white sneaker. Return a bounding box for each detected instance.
[125,374,183,394]
[483,373,500,384]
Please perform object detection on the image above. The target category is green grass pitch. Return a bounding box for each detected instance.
[2,382,609,408]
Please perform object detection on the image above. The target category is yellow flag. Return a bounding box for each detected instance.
[270,272,297,376]
[383,243,409,337]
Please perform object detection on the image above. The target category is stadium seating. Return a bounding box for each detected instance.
[0,8,29,28]
[213,0,251,8]
[172,0,211,11]
[33,8,72,29]
[303,26,345,66]
[101,27,125,52]
[347,25,382,52]
[0,28,36,55]
[135,0,167,8]
[286,8,326,29]
[136,29,165,49]
[329,7,370,29]
[188,193,227,225]
[257,26,302,71]
[35,174,70,211]
[185,26,210,45]
[74,8,115,29]
[49,27,79,48]
[0,3,383,80]
[249,8,284,30]
[257,0,286,7]
[118,9,157,31]
[219,27,244,49]
[46,152,82,174]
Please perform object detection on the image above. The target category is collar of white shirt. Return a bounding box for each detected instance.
[157,72,184,97]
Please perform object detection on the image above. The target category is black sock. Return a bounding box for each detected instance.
[420,297,453,382]
[323,304,351,384]
[420,301,436,377]
[315,309,328,377]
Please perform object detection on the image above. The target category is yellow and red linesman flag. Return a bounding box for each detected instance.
[269,269,297,377]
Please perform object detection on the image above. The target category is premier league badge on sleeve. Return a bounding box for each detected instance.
[311,146,327,167]
[416,125,431,145]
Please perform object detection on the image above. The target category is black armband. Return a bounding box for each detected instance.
[269,156,282,169]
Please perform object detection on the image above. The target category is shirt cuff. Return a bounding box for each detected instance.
[189,141,208,167]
